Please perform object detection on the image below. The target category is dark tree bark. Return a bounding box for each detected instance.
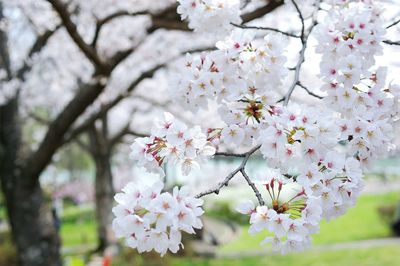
[88,117,115,251]
[1,4,61,265]
[0,98,62,266]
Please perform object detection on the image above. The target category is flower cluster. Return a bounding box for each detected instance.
[130,112,216,176]
[234,102,365,252]
[173,33,287,111]
[172,32,287,148]
[112,181,204,256]
[177,0,241,35]
[237,175,320,253]
[315,2,396,166]
[118,0,399,256]
[228,2,397,253]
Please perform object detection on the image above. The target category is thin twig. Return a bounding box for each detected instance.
[231,23,300,38]
[383,40,400,46]
[386,18,400,29]
[283,0,321,106]
[214,151,247,158]
[240,169,265,205]
[196,145,261,199]
[91,11,148,48]
[290,0,305,42]
[297,81,324,99]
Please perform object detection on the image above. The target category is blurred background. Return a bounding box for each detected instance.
[0,0,399,266]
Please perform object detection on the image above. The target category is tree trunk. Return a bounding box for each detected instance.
[0,98,62,266]
[88,123,115,252]
[94,150,115,251]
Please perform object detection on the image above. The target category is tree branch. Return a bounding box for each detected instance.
[16,25,61,80]
[62,44,215,145]
[91,11,148,48]
[231,23,300,38]
[214,151,247,158]
[297,81,323,99]
[62,63,166,145]
[23,77,107,185]
[47,0,107,70]
[196,145,261,200]
[290,0,305,42]
[241,0,284,23]
[283,0,321,106]
[240,169,265,205]
[383,40,400,46]
[386,18,400,29]
[148,0,284,32]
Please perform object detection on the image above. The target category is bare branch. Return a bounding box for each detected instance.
[62,45,214,145]
[241,0,284,23]
[297,81,323,99]
[240,169,265,205]
[91,11,148,48]
[23,77,107,185]
[196,145,262,200]
[16,25,61,80]
[47,0,106,70]
[386,18,400,29]
[126,130,149,138]
[62,63,166,145]
[290,0,305,42]
[383,40,400,46]
[231,23,300,38]
[214,151,247,158]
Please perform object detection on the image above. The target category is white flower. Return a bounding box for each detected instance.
[236,200,255,215]
[130,113,215,176]
[113,182,203,256]
[221,124,245,146]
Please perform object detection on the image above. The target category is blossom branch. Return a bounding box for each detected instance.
[196,145,261,199]
[283,0,321,106]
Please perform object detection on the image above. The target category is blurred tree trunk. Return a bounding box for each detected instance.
[0,98,62,266]
[88,116,115,252]
[0,4,61,265]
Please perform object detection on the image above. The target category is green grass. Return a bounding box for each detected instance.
[112,245,400,266]
[220,192,400,253]
[61,220,97,247]
[61,205,97,248]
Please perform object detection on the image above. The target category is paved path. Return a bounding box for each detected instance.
[217,237,400,259]
[362,180,400,194]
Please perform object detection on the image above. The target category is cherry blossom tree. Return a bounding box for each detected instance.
[113,0,400,257]
[0,0,286,265]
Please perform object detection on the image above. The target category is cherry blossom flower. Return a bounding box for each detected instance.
[112,181,204,256]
